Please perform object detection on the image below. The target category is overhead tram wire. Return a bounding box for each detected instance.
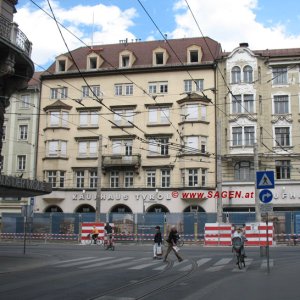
[184,0,299,155]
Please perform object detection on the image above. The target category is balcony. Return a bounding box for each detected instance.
[102,154,141,171]
[0,16,32,56]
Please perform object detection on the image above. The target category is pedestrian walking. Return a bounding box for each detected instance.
[163,225,183,262]
[153,225,163,259]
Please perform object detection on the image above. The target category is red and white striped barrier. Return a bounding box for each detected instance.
[204,223,232,246]
[244,223,274,246]
[81,222,114,243]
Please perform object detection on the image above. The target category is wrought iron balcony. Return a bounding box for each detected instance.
[0,16,32,57]
[102,154,141,170]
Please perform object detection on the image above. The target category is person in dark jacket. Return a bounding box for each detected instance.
[153,226,163,259]
[163,225,183,262]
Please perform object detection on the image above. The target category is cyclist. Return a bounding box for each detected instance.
[104,222,113,247]
[232,227,247,257]
[91,226,99,244]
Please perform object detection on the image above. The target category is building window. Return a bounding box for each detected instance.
[47,170,65,188]
[276,160,290,179]
[20,94,30,108]
[183,79,203,92]
[155,52,164,64]
[49,111,69,127]
[113,109,134,126]
[231,66,241,84]
[48,140,67,157]
[146,170,156,187]
[148,81,168,94]
[79,111,99,127]
[232,94,254,114]
[274,95,289,114]
[82,85,101,98]
[234,161,254,181]
[275,127,290,146]
[89,57,97,69]
[89,171,97,188]
[114,84,133,96]
[50,87,68,99]
[122,55,130,67]
[17,155,26,171]
[19,125,28,140]
[273,67,288,85]
[124,171,134,187]
[184,136,207,154]
[76,171,85,188]
[190,50,199,63]
[232,126,255,146]
[78,141,97,158]
[201,169,207,186]
[148,107,170,124]
[161,169,170,187]
[112,139,133,155]
[58,59,66,72]
[188,169,198,187]
[181,104,207,121]
[243,65,253,83]
[110,171,119,188]
[148,137,169,156]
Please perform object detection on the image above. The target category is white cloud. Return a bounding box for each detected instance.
[171,0,300,51]
[15,1,138,69]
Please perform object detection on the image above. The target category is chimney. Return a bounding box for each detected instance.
[239,42,249,48]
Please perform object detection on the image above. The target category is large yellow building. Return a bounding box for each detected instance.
[35,37,222,214]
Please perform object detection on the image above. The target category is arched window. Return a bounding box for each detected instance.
[75,204,95,213]
[110,204,132,213]
[44,205,63,213]
[234,161,254,181]
[146,204,169,213]
[231,66,241,84]
[243,65,253,83]
[183,205,205,213]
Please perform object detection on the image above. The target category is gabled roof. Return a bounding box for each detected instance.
[43,100,72,111]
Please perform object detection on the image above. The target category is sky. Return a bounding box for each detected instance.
[15,0,300,70]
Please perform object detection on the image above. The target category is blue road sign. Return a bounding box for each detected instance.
[256,171,275,189]
[259,189,273,203]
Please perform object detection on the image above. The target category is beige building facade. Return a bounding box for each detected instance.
[35,37,222,214]
[217,43,300,212]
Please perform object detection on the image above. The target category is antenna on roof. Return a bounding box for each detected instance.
[91,11,95,49]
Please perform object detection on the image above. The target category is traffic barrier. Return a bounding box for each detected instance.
[244,222,274,246]
[204,223,232,246]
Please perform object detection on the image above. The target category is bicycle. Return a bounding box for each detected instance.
[104,234,115,251]
[84,233,105,246]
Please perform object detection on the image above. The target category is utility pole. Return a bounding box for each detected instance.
[216,120,223,223]
[95,134,102,222]
[254,143,261,222]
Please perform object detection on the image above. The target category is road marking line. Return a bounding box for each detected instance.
[128,260,161,270]
[196,258,212,267]
[206,258,232,272]
[261,258,274,269]
[80,257,133,269]
[179,264,192,271]
[103,258,150,270]
[52,257,95,265]
[57,257,113,268]
[153,263,168,270]
[232,258,253,272]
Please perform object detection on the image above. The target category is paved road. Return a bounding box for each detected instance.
[0,243,299,300]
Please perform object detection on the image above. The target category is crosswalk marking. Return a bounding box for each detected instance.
[261,258,274,269]
[53,257,95,265]
[80,257,133,269]
[232,258,253,272]
[103,258,150,270]
[206,258,232,272]
[57,257,113,268]
[128,260,161,270]
[152,263,168,270]
[178,264,192,271]
[196,258,212,267]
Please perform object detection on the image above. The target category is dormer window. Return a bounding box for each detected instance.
[89,57,97,69]
[58,60,66,72]
[190,50,198,63]
[187,45,202,64]
[122,55,130,67]
[153,47,169,66]
[119,50,136,68]
[156,52,164,65]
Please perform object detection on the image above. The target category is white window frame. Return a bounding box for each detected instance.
[113,109,134,126]
[148,107,170,124]
[146,170,156,187]
[17,155,26,171]
[232,126,255,147]
[19,125,28,140]
[79,111,99,127]
[273,95,289,114]
[48,140,67,157]
[161,169,171,188]
[20,94,30,108]
[78,140,97,158]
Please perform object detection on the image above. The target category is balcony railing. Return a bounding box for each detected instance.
[102,154,141,169]
[0,16,32,57]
